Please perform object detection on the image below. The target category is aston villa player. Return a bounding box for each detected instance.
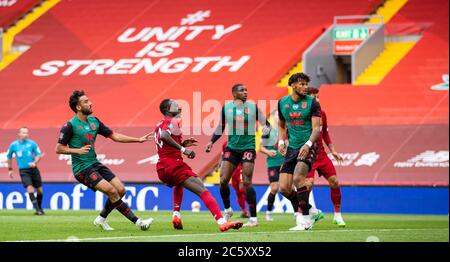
[205,84,272,227]
[154,99,243,232]
[56,90,154,231]
[277,73,322,231]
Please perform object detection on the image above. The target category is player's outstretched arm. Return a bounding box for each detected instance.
[56,144,91,155]
[160,131,196,159]
[110,132,153,143]
[182,137,198,147]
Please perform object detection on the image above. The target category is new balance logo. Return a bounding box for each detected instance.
[394,150,449,168]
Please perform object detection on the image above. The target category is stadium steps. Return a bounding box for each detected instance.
[354,41,416,85]
[276,61,303,88]
[367,0,409,24]
[0,0,60,72]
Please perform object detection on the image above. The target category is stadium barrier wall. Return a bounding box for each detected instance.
[0,183,447,215]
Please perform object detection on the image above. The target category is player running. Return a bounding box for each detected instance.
[155,99,243,232]
[306,87,346,227]
[277,73,321,231]
[56,90,154,231]
[7,127,45,215]
[205,83,271,227]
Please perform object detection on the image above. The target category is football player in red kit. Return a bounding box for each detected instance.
[306,87,346,227]
[154,99,243,232]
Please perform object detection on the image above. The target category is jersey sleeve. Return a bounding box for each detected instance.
[58,122,73,145]
[321,111,332,145]
[311,98,321,117]
[32,142,42,157]
[160,118,182,136]
[277,100,286,121]
[211,106,226,143]
[6,143,14,160]
[96,118,113,138]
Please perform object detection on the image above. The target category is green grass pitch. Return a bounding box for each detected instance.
[0,210,448,242]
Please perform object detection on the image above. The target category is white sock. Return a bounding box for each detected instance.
[217,217,227,225]
[96,216,106,222]
[334,212,342,219]
[135,218,141,225]
[173,211,181,218]
[225,208,232,213]
[250,217,258,222]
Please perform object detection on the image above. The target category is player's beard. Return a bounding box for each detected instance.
[81,107,93,115]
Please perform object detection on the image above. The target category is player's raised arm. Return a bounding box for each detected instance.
[205,105,226,152]
[159,130,196,159]
[110,132,153,143]
[93,117,152,143]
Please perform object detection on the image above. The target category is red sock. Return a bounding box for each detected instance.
[237,187,247,212]
[331,187,342,213]
[200,190,223,221]
[173,185,184,212]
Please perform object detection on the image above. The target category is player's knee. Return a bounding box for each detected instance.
[279,185,291,196]
[106,187,119,199]
[328,176,339,188]
[243,181,252,189]
[117,187,126,197]
[219,179,229,187]
[270,183,279,194]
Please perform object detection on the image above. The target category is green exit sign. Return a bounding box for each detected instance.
[334,28,371,40]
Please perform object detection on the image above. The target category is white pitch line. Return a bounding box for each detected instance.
[8,228,448,242]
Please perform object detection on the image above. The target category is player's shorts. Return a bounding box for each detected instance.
[74,162,116,191]
[267,166,281,183]
[223,147,256,166]
[231,165,243,190]
[306,152,337,180]
[19,168,42,188]
[156,158,198,187]
[279,144,319,174]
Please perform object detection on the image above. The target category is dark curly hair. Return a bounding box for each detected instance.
[69,90,85,113]
[288,73,310,86]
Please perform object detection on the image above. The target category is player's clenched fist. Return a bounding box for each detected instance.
[183,148,196,159]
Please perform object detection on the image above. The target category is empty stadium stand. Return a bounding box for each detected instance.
[0,0,447,186]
